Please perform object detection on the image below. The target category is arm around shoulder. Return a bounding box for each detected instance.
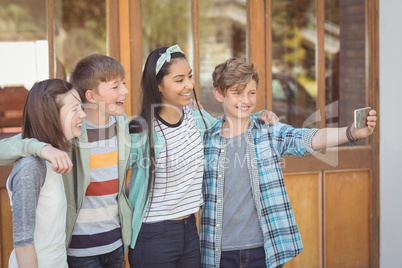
[192,108,218,130]
[0,134,47,165]
[0,134,72,174]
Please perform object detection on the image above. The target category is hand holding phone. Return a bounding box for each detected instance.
[354,107,372,129]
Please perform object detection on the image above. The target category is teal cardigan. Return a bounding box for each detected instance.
[127,108,217,248]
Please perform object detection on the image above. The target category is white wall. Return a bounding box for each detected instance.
[380,1,402,267]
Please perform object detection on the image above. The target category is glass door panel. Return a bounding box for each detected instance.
[53,0,107,80]
[271,0,317,127]
[325,0,367,145]
[141,0,193,66]
[199,0,247,118]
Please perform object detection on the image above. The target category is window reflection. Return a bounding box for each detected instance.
[325,0,366,145]
[54,0,106,79]
[142,0,193,66]
[199,0,247,118]
[271,0,317,127]
[0,0,47,133]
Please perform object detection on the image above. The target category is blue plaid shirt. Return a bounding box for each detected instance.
[201,115,318,268]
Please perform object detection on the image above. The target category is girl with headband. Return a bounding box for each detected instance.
[127,45,277,267]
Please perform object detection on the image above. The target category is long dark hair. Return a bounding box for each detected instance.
[22,79,75,151]
[129,46,205,210]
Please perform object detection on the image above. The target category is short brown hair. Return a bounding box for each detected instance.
[70,54,125,103]
[22,79,75,151]
[212,58,259,96]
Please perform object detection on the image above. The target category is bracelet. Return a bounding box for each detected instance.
[346,124,360,145]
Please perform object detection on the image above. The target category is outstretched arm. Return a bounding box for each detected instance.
[312,110,377,150]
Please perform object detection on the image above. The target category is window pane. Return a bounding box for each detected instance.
[142,0,193,66]
[0,0,47,133]
[199,0,247,118]
[54,0,107,79]
[325,0,367,145]
[271,0,317,127]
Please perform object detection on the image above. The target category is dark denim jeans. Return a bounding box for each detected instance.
[220,247,284,268]
[128,214,201,268]
[67,245,124,268]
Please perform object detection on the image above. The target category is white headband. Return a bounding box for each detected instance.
[155,44,185,75]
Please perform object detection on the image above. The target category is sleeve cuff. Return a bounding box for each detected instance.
[302,128,319,154]
[28,140,49,157]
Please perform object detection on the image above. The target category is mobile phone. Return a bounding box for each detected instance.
[354,107,371,129]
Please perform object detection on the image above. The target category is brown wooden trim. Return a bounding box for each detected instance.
[129,0,142,117]
[118,0,132,116]
[0,166,13,189]
[248,0,266,112]
[366,0,380,266]
[318,171,323,268]
[106,0,120,61]
[316,0,326,128]
[191,0,200,100]
[47,0,55,78]
[281,147,374,173]
[265,0,272,111]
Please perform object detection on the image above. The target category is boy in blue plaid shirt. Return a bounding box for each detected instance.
[200,58,377,268]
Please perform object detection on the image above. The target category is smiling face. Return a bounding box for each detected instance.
[59,89,86,140]
[215,79,257,122]
[158,58,195,109]
[91,77,128,117]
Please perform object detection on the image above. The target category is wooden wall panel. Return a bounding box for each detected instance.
[366,0,380,266]
[264,0,272,111]
[283,173,322,268]
[0,188,12,268]
[248,0,267,113]
[324,170,371,267]
[128,0,143,118]
[119,0,132,118]
[107,0,120,61]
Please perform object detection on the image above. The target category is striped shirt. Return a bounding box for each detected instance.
[201,115,318,268]
[144,106,204,223]
[67,116,122,257]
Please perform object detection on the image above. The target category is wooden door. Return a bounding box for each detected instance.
[248,0,379,267]
[112,0,379,267]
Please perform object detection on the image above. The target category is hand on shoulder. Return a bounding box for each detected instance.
[188,98,203,110]
[259,111,279,125]
[40,145,73,174]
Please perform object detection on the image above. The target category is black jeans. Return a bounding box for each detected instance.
[67,245,124,268]
[220,246,284,268]
[128,214,201,268]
